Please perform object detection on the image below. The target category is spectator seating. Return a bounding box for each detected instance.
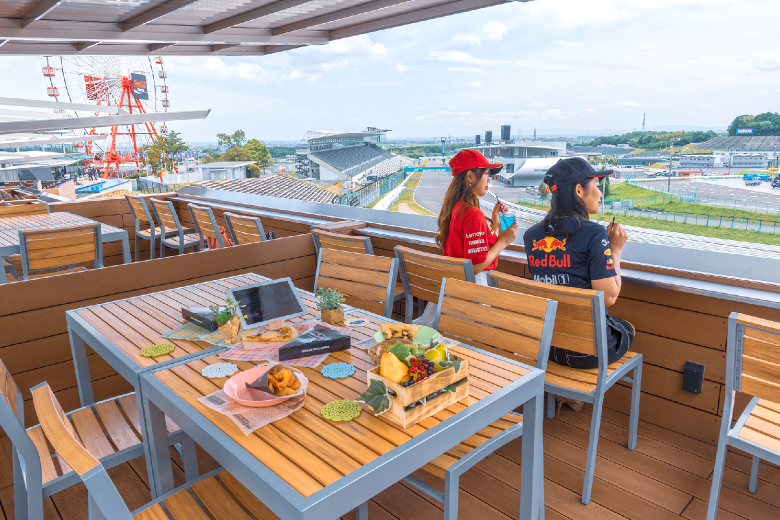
[198,175,337,203]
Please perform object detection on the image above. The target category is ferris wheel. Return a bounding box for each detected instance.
[42,55,172,178]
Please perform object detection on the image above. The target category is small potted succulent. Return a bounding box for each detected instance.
[209,297,241,343]
[316,287,346,325]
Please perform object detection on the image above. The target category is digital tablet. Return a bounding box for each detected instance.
[227,278,307,330]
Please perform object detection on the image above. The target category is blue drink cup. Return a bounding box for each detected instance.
[499,211,516,230]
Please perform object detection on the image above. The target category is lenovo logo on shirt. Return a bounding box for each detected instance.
[465,231,485,239]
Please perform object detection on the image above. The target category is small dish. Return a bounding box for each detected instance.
[374,325,440,346]
[223,365,308,407]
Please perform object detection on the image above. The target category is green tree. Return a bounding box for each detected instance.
[247,164,261,178]
[539,181,550,201]
[139,130,188,173]
[245,138,274,169]
[221,146,252,162]
[202,155,219,164]
[217,130,247,149]
[728,112,780,136]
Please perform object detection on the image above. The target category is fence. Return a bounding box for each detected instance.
[629,178,780,214]
[335,169,405,207]
[136,177,188,194]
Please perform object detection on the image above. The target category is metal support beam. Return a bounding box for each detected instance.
[0,96,119,113]
[211,44,240,52]
[330,0,507,40]
[261,44,306,55]
[0,109,210,135]
[121,0,201,31]
[0,39,7,47]
[149,42,177,51]
[272,0,413,36]
[204,0,314,34]
[19,0,63,28]
[75,41,101,51]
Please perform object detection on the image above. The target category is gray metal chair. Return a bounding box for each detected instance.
[0,361,196,520]
[405,277,557,520]
[394,245,476,323]
[223,211,269,244]
[314,248,399,318]
[30,382,267,520]
[187,203,225,249]
[488,270,643,505]
[124,194,175,261]
[149,198,200,258]
[707,313,780,519]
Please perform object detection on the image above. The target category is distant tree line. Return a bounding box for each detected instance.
[386,143,476,159]
[201,129,274,176]
[727,112,780,136]
[580,130,718,150]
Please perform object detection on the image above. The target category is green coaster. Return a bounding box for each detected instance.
[321,400,362,422]
[139,343,175,357]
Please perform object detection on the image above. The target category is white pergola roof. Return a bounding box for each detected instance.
[0,0,517,56]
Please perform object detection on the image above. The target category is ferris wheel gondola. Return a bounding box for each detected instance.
[42,55,172,178]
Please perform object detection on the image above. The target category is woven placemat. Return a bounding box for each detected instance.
[139,343,175,357]
[321,400,362,422]
[321,363,356,379]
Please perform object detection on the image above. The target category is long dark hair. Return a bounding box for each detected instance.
[436,168,490,249]
[541,177,593,238]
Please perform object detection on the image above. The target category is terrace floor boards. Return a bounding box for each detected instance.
[0,401,776,519]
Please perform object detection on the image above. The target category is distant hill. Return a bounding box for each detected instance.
[580,130,718,150]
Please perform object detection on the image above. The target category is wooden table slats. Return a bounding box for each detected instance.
[152,301,530,498]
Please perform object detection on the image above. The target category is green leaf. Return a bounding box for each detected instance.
[388,341,413,367]
[355,379,391,416]
[437,360,462,374]
[443,384,457,392]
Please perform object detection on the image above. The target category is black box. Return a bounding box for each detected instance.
[278,324,351,361]
[682,361,705,394]
[181,307,219,332]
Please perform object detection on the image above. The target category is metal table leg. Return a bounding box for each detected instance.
[519,392,544,519]
[119,235,132,264]
[68,328,95,406]
[142,394,175,497]
[355,501,369,520]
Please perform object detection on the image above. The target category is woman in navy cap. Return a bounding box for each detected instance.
[523,156,634,370]
[436,149,519,281]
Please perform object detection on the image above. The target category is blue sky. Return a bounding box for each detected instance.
[2,0,779,142]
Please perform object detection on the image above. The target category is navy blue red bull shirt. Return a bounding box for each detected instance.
[522,216,615,289]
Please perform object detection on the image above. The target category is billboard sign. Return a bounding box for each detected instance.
[131,73,148,100]
[736,128,754,135]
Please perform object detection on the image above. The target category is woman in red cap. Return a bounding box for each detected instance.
[436,149,519,281]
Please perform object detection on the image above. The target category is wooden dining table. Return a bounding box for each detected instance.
[133,274,546,520]
[0,211,131,283]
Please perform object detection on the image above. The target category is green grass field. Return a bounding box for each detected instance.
[609,183,779,221]
[406,180,420,188]
[515,200,780,246]
[390,189,437,215]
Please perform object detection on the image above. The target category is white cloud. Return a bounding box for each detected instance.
[754,59,780,71]
[615,101,643,108]
[453,34,482,46]
[394,62,408,73]
[481,21,507,42]
[447,66,487,75]
[552,40,583,48]
[530,102,546,107]
[699,103,714,109]
[751,89,769,96]
[469,82,485,88]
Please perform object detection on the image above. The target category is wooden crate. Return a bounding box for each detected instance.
[367,356,470,428]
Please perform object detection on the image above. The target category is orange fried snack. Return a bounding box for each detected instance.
[267,367,300,396]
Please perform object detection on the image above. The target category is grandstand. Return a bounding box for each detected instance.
[698,135,780,151]
[296,127,414,184]
[197,176,338,204]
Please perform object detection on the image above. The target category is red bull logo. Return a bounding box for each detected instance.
[531,236,567,253]
[604,248,611,256]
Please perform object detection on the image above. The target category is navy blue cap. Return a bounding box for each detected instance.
[543,157,613,192]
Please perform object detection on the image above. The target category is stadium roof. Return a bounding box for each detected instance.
[699,135,780,151]
[0,0,517,57]
[301,128,390,142]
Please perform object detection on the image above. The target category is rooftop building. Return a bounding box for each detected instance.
[471,141,567,186]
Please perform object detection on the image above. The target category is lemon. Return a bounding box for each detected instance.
[424,344,449,372]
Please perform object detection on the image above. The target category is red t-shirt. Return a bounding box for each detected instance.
[443,201,498,271]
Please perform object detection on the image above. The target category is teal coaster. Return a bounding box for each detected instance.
[321,363,356,379]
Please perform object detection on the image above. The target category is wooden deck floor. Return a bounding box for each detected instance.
[0,401,777,520]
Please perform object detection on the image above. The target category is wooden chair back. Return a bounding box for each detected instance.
[0,358,39,484]
[0,359,21,421]
[31,383,99,477]
[315,248,399,318]
[188,203,223,248]
[394,245,475,305]
[149,198,184,235]
[730,313,780,404]
[19,223,102,279]
[435,278,558,369]
[224,212,267,244]
[124,194,154,225]
[312,229,372,255]
[488,271,603,359]
[0,202,49,218]
[3,199,41,206]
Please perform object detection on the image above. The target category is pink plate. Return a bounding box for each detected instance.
[223,365,308,407]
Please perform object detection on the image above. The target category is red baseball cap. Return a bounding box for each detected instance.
[449,149,503,176]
